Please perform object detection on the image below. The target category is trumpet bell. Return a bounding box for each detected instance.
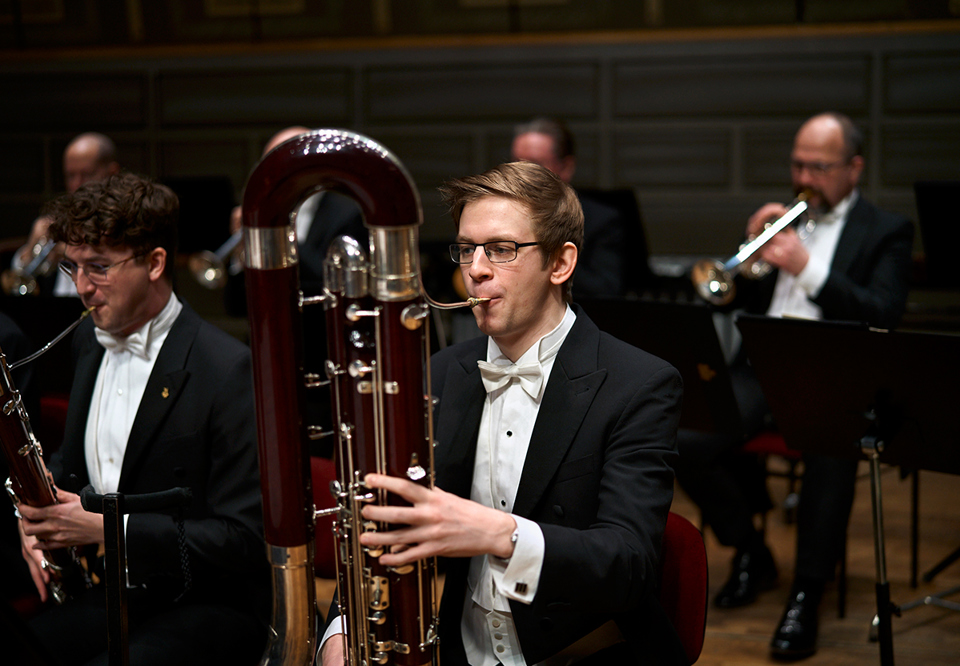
[691,258,735,306]
[187,251,226,290]
[0,270,39,297]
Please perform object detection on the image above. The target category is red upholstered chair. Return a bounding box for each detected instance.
[660,511,708,664]
[310,456,339,580]
[36,393,71,456]
[741,430,802,523]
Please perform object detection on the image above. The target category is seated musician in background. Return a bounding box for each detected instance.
[511,117,653,298]
[15,173,269,665]
[675,111,913,661]
[321,161,685,665]
[7,132,121,297]
[224,125,367,313]
[224,126,366,450]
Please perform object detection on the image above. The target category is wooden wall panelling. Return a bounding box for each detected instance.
[884,51,960,114]
[741,124,805,188]
[157,69,353,126]
[0,138,46,196]
[140,1,373,43]
[1,25,959,256]
[637,193,768,256]
[364,62,599,122]
[612,126,731,188]
[661,0,797,28]
[391,0,625,35]
[613,54,871,118]
[1,72,148,129]
[880,122,960,187]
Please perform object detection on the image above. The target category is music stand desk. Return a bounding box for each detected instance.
[736,315,960,666]
[576,297,742,437]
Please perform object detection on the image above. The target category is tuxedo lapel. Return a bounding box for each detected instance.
[514,311,607,517]
[433,341,486,500]
[118,306,198,489]
[59,324,104,489]
[830,196,871,276]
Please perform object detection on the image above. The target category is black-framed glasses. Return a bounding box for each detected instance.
[58,254,142,285]
[790,159,849,175]
[449,241,540,264]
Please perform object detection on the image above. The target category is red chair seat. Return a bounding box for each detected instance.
[660,511,708,664]
[741,430,800,461]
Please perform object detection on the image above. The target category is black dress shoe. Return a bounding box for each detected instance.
[714,543,777,608]
[770,584,823,660]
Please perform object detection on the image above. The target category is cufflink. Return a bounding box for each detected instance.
[514,582,528,595]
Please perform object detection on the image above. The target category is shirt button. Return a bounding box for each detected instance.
[506,430,513,437]
[492,619,501,628]
[496,645,505,653]
[117,389,123,395]
[494,633,503,640]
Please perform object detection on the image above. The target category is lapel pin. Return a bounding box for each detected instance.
[162,387,169,399]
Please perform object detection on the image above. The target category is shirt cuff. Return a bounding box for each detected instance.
[795,254,830,298]
[488,515,543,604]
[319,614,346,655]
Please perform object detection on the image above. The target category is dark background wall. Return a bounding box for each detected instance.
[1,4,959,260]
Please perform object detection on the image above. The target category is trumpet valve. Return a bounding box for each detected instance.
[691,258,735,306]
[187,250,226,290]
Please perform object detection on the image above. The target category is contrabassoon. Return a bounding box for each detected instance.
[242,129,483,666]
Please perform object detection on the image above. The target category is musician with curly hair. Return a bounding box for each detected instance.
[15,172,269,665]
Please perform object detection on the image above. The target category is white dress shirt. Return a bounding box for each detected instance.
[85,293,182,496]
[766,190,857,321]
[462,304,577,666]
[317,305,578,666]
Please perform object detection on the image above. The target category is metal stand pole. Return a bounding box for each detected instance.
[862,434,896,666]
[102,493,129,666]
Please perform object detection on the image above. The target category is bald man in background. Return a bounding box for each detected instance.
[225,127,368,448]
[9,132,121,296]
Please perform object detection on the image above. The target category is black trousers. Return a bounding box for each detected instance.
[23,585,266,666]
[675,360,773,550]
[676,360,858,582]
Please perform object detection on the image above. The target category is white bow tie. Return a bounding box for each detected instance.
[477,360,543,398]
[95,328,149,360]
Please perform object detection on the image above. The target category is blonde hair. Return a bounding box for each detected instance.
[439,161,583,299]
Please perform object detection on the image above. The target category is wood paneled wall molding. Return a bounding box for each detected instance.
[1,22,958,257]
[158,69,353,126]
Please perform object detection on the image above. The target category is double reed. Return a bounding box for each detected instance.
[244,130,477,666]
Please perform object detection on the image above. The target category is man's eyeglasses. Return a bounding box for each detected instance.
[449,241,539,264]
[790,159,849,175]
[58,254,142,284]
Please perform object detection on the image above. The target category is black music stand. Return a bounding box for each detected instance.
[81,487,192,666]
[736,315,960,666]
[577,297,742,437]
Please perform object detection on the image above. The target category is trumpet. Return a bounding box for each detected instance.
[0,235,59,296]
[187,230,242,289]
[691,191,818,305]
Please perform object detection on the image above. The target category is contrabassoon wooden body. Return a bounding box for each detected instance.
[242,130,440,666]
